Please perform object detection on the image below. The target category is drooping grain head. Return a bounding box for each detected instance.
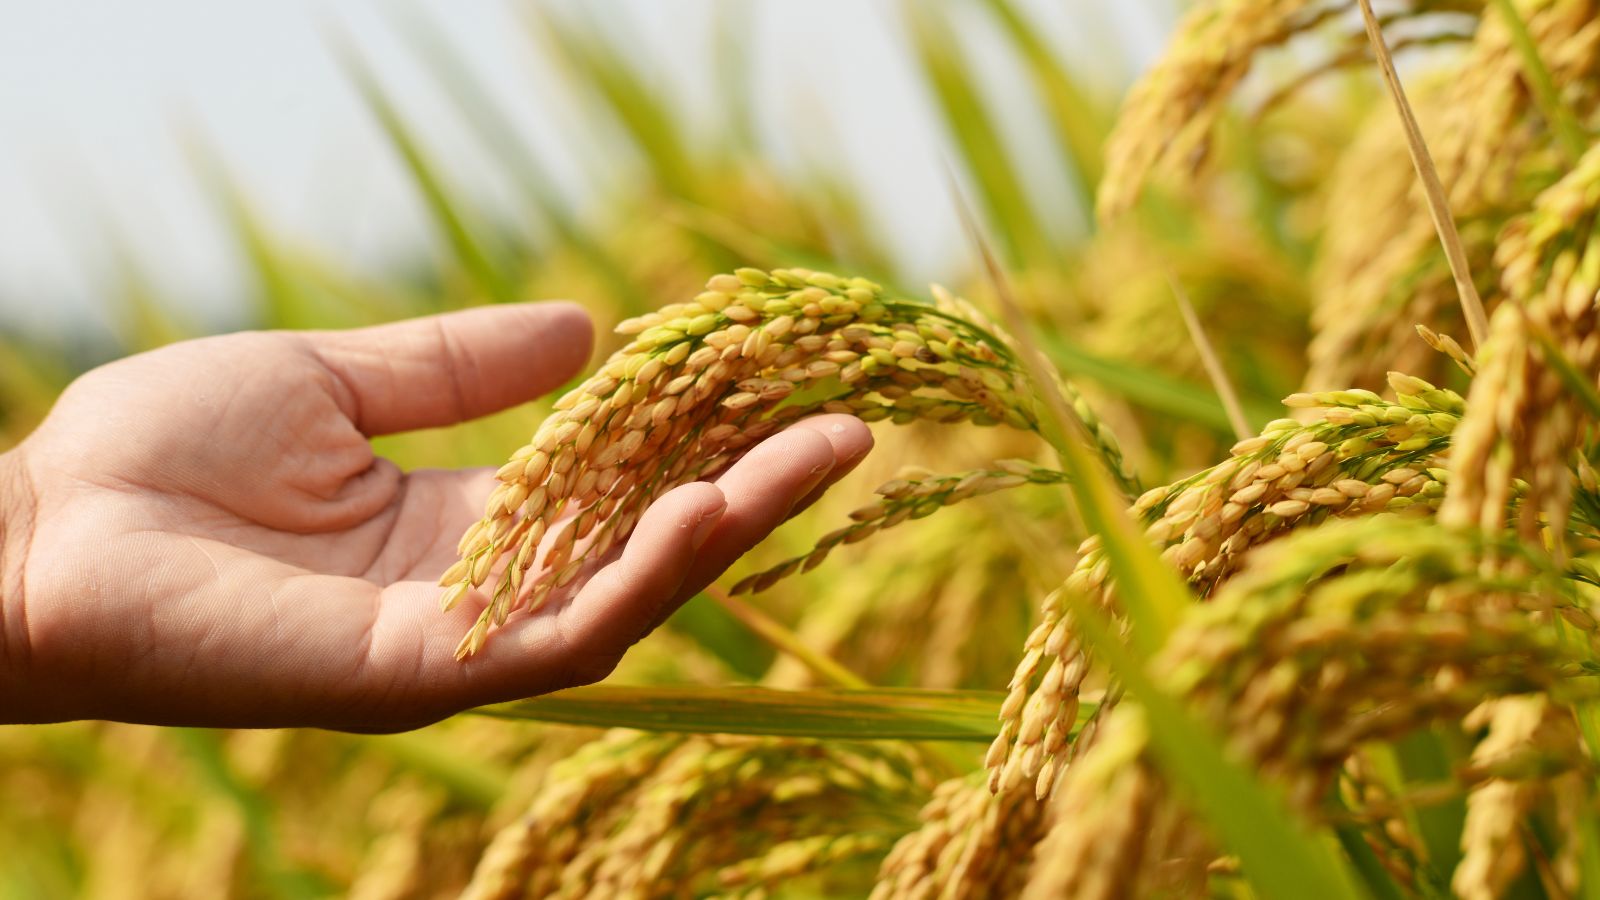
[1021,517,1594,897]
[988,380,1462,800]
[468,732,929,898]
[871,774,1050,900]
[1442,142,1600,547]
[441,268,1048,657]
[1306,0,1600,391]
[1097,0,1479,222]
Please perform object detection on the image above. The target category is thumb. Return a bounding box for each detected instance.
[305,302,594,436]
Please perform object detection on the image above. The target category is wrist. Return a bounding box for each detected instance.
[0,446,36,722]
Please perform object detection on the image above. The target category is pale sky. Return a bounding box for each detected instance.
[0,1,1170,347]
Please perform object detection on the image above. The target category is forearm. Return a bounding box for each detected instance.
[0,447,37,723]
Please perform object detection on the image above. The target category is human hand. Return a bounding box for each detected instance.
[0,303,871,730]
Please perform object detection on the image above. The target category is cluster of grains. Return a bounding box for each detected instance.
[716,832,891,895]
[1442,142,1600,547]
[1453,695,1585,900]
[870,777,1048,900]
[1020,713,1211,900]
[730,459,1068,596]
[1305,94,1502,392]
[1334,752,1434,892]
[465,732,929,899]
[987,378,1461,800]
[460,732,680,900]
[1305,0,1600,391]
[1095,0,1474,220]
[1020,517,1595,897]
[440,268,1068,657]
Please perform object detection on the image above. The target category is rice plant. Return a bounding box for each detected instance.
[8,0,1600,897]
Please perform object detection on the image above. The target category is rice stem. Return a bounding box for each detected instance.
[706,586,872,690]
[1169,274,1252,441]
[1354,0,1489,351]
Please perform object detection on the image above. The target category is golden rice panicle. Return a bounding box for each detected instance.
[1097,0,1474,221]
[1020,710,1211,900]
[568,737,927,897]
[1453,696,1585,900]
[730,459,1068,596]
[1161,518,1577,805]
[442,268,1046,657]
[870,776,1047,900]
[1023,518,1590,895]
[1335,752,1431,891]
[716,832,891,895]
[1306,0,1600,391]
[1442,142,1600,543]
[460,732,679,900]
[987,386,1461,799]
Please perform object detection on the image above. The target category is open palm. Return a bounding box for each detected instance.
[0,303,870,729]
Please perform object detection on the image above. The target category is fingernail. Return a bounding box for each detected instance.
[690,504,724,549]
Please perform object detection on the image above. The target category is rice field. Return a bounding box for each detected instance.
[5,0,1600,897]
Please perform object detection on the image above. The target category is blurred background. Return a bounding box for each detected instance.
[0,0,1168,354]
[0,0,1366,896]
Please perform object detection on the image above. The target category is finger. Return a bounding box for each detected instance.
[675,422,846,600]
[307,301,594,436]
[405,481,725,711]
[777,414,874,514]
[545,481,726,680]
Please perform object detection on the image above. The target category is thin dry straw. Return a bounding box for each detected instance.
[705,586,870,690]
[1354,0,1490,350]
[1170,273,1252,441]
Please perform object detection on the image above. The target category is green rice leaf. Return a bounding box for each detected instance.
[1387,731,1466,883]
[337,41,518,304]
[183,138,311,327]
[906,2,1057,267]
[531,9,699,202]
[954,177,1189,648]
[469,685,1049,742]
[391,3,649,311]
[1038,329,1281,433]
[1332,801,1409,900]
[978,0,1107,212]
[664,593,776,680]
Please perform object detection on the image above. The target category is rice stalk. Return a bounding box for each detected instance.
[1354,0,1490,348]
[1022,516,1598,895]
[988,376,1462,800]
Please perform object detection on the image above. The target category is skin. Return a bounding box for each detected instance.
[0,302,872,730]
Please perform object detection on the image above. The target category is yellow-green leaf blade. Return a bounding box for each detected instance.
[468,685,1067,742]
